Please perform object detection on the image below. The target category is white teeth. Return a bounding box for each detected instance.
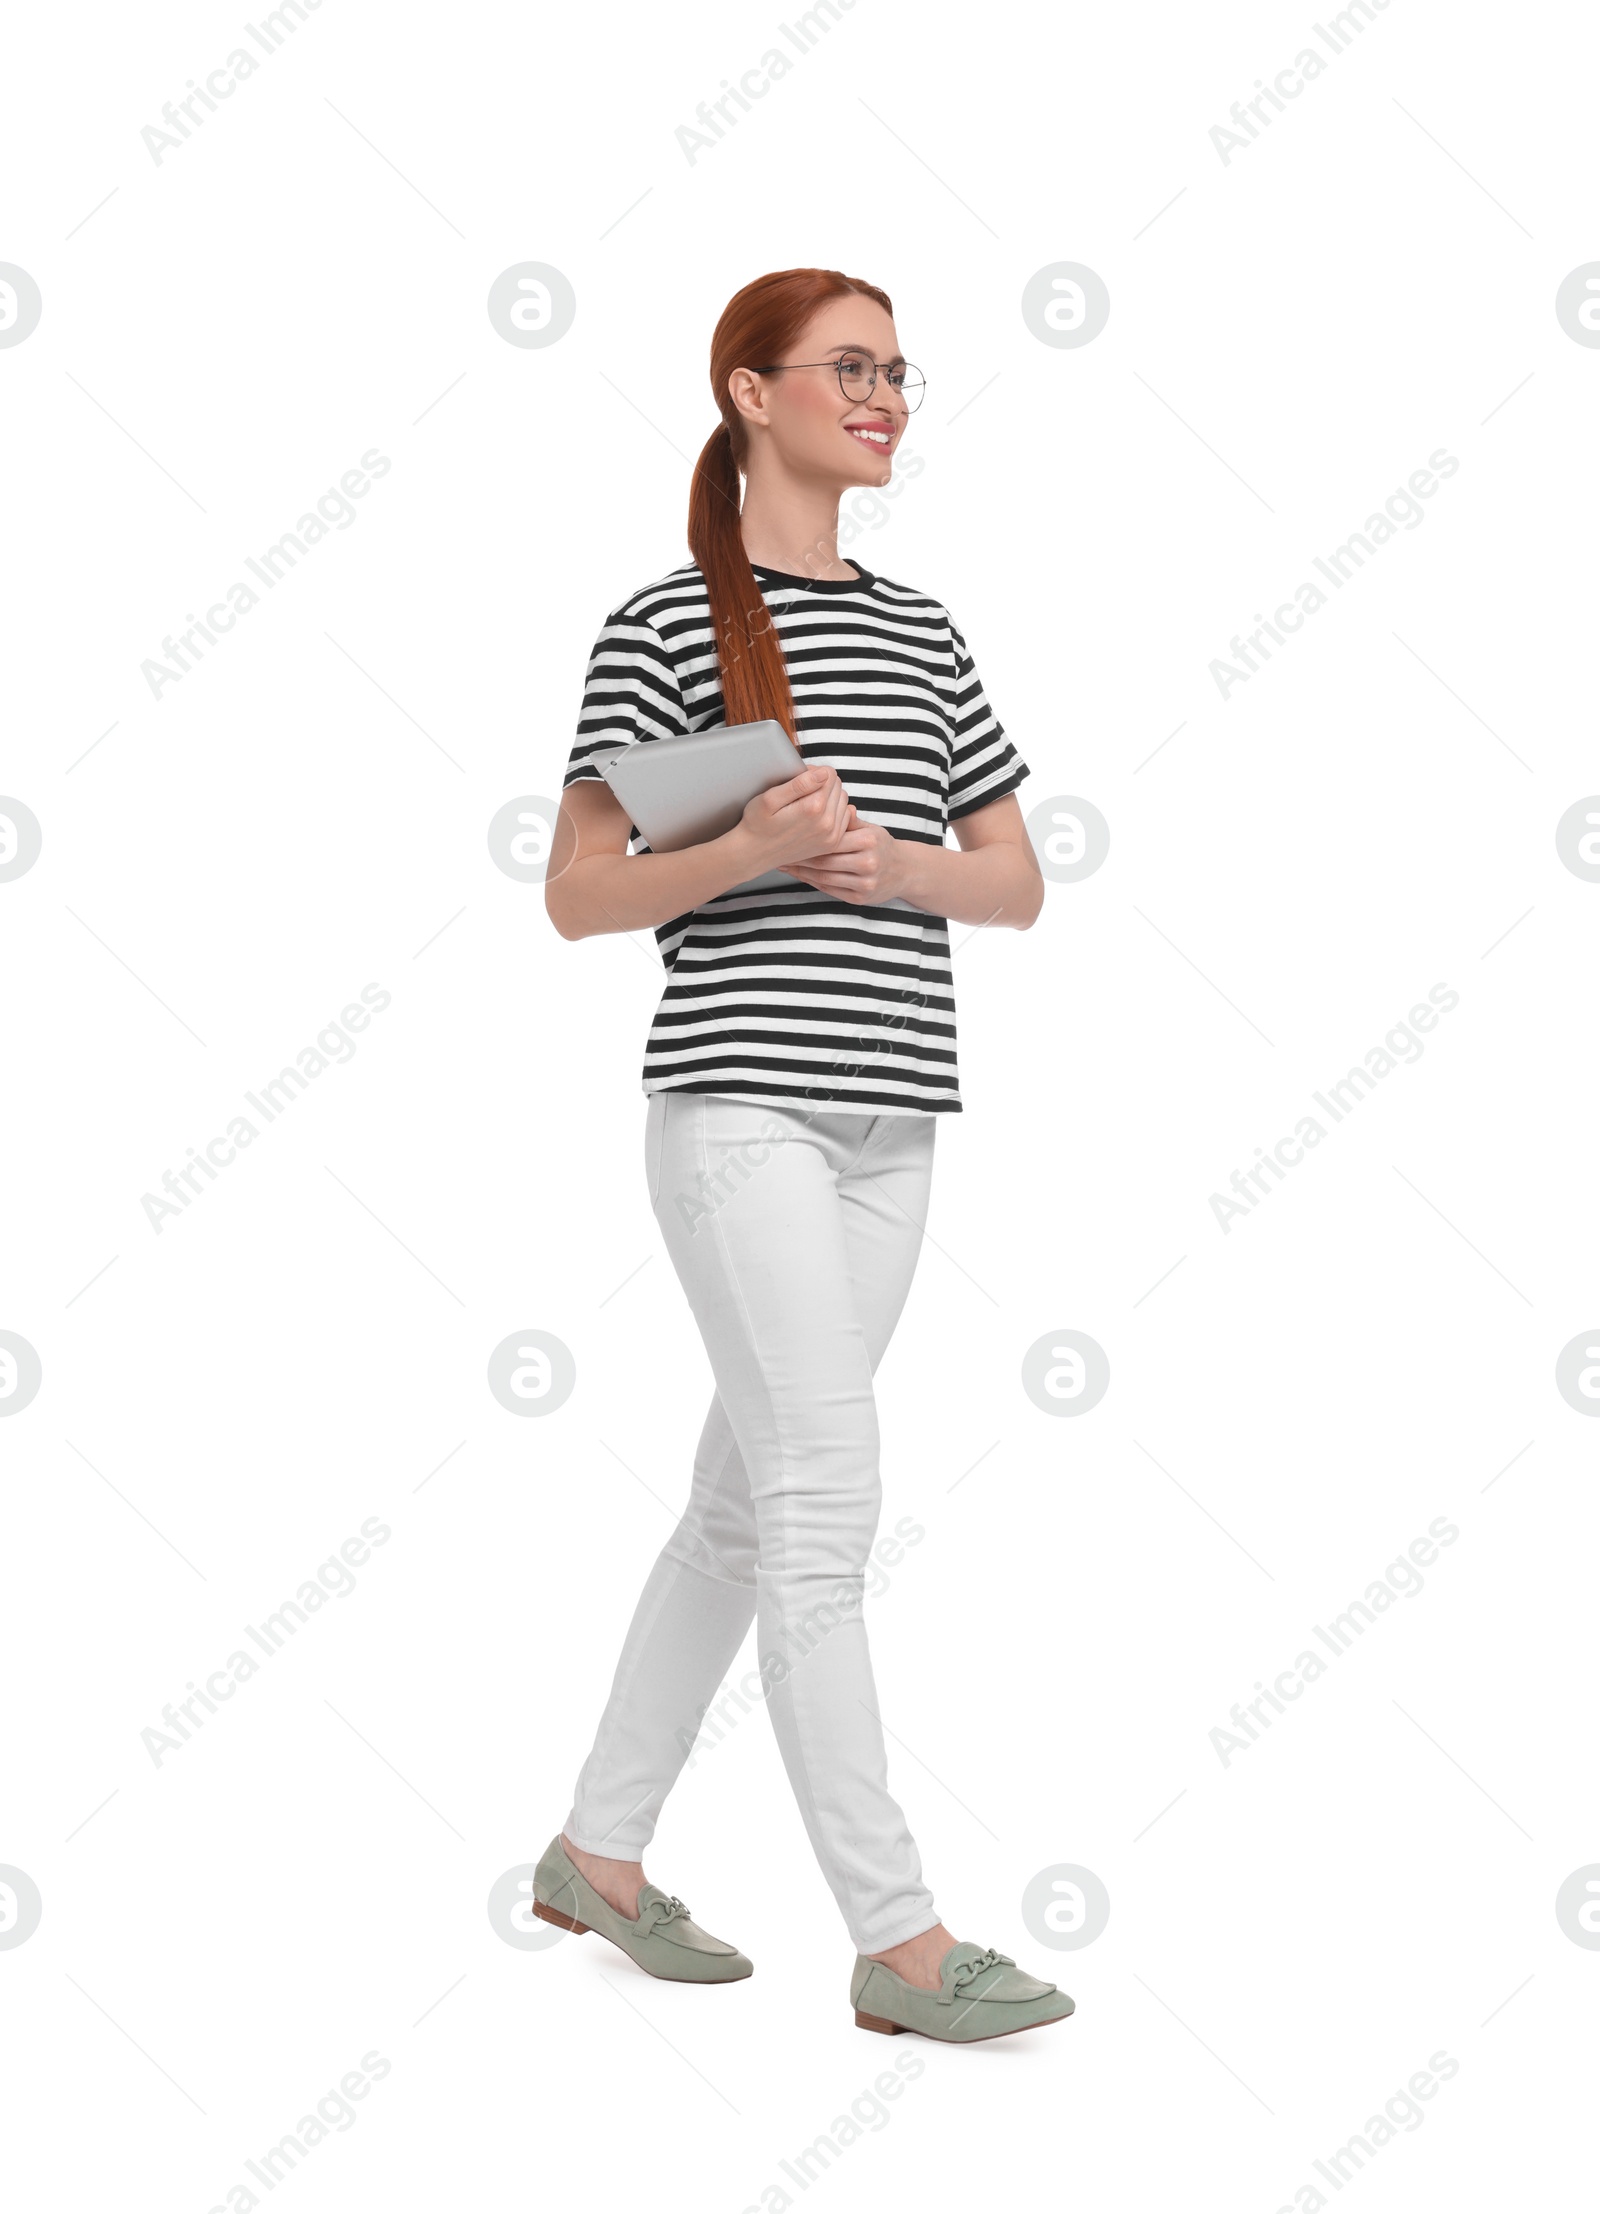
[851,429,890,445]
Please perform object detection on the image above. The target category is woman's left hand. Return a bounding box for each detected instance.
[777,816,913,904]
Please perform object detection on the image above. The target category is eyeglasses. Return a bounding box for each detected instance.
[751,351,926,412]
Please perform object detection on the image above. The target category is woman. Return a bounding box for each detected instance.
[538,268,1070,2043]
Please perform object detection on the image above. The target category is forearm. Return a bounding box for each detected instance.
[548,824,765,939]
[894,836,1044,929]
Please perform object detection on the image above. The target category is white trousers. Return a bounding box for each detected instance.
[565,1089,940,1955]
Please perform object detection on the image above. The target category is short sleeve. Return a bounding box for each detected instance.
[945,618,1028,820]
[562,606,688,788]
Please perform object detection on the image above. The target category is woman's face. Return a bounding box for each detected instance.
[732,297,910,491]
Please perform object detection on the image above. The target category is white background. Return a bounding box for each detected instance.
[3,1,1598,2207]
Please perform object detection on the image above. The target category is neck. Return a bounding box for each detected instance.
[737,455,852,582]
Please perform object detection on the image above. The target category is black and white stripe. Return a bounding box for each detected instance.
[562,558,1028,1114]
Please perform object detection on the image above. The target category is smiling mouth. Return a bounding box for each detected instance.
[845,425,894,449]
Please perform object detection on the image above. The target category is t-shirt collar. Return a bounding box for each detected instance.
[749,557,873,593]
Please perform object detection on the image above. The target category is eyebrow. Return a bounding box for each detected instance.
[824,341,907,364]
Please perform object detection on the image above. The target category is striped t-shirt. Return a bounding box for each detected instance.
[561,557,1028,1115]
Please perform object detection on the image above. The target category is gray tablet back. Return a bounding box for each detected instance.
[596,719,805,895]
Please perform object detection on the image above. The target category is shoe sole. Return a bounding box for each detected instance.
[855,2004,1074,2042]
[531,1896,751,1984]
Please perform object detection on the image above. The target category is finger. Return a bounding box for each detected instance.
[798,866,870,891]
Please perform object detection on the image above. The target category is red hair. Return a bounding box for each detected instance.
[688,268,892,738]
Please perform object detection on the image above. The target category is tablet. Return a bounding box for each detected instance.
[595,718,811,895]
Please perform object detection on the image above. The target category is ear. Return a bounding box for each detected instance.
[727,366,770,429]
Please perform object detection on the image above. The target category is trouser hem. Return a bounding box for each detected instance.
[855,1905,942,1956]
[561,1818,652,1859]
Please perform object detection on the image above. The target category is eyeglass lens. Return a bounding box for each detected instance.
[837,355,925,410]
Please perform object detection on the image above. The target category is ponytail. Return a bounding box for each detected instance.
[687,417,795,737]
[687,268,892,744]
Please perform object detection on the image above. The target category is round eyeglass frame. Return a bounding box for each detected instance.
[750,353,926,413]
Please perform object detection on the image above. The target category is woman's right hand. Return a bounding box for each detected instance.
[735,764,856,869]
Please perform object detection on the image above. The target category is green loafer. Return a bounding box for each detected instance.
[531,1834,752,1983]
[851,1941,1074,2042]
